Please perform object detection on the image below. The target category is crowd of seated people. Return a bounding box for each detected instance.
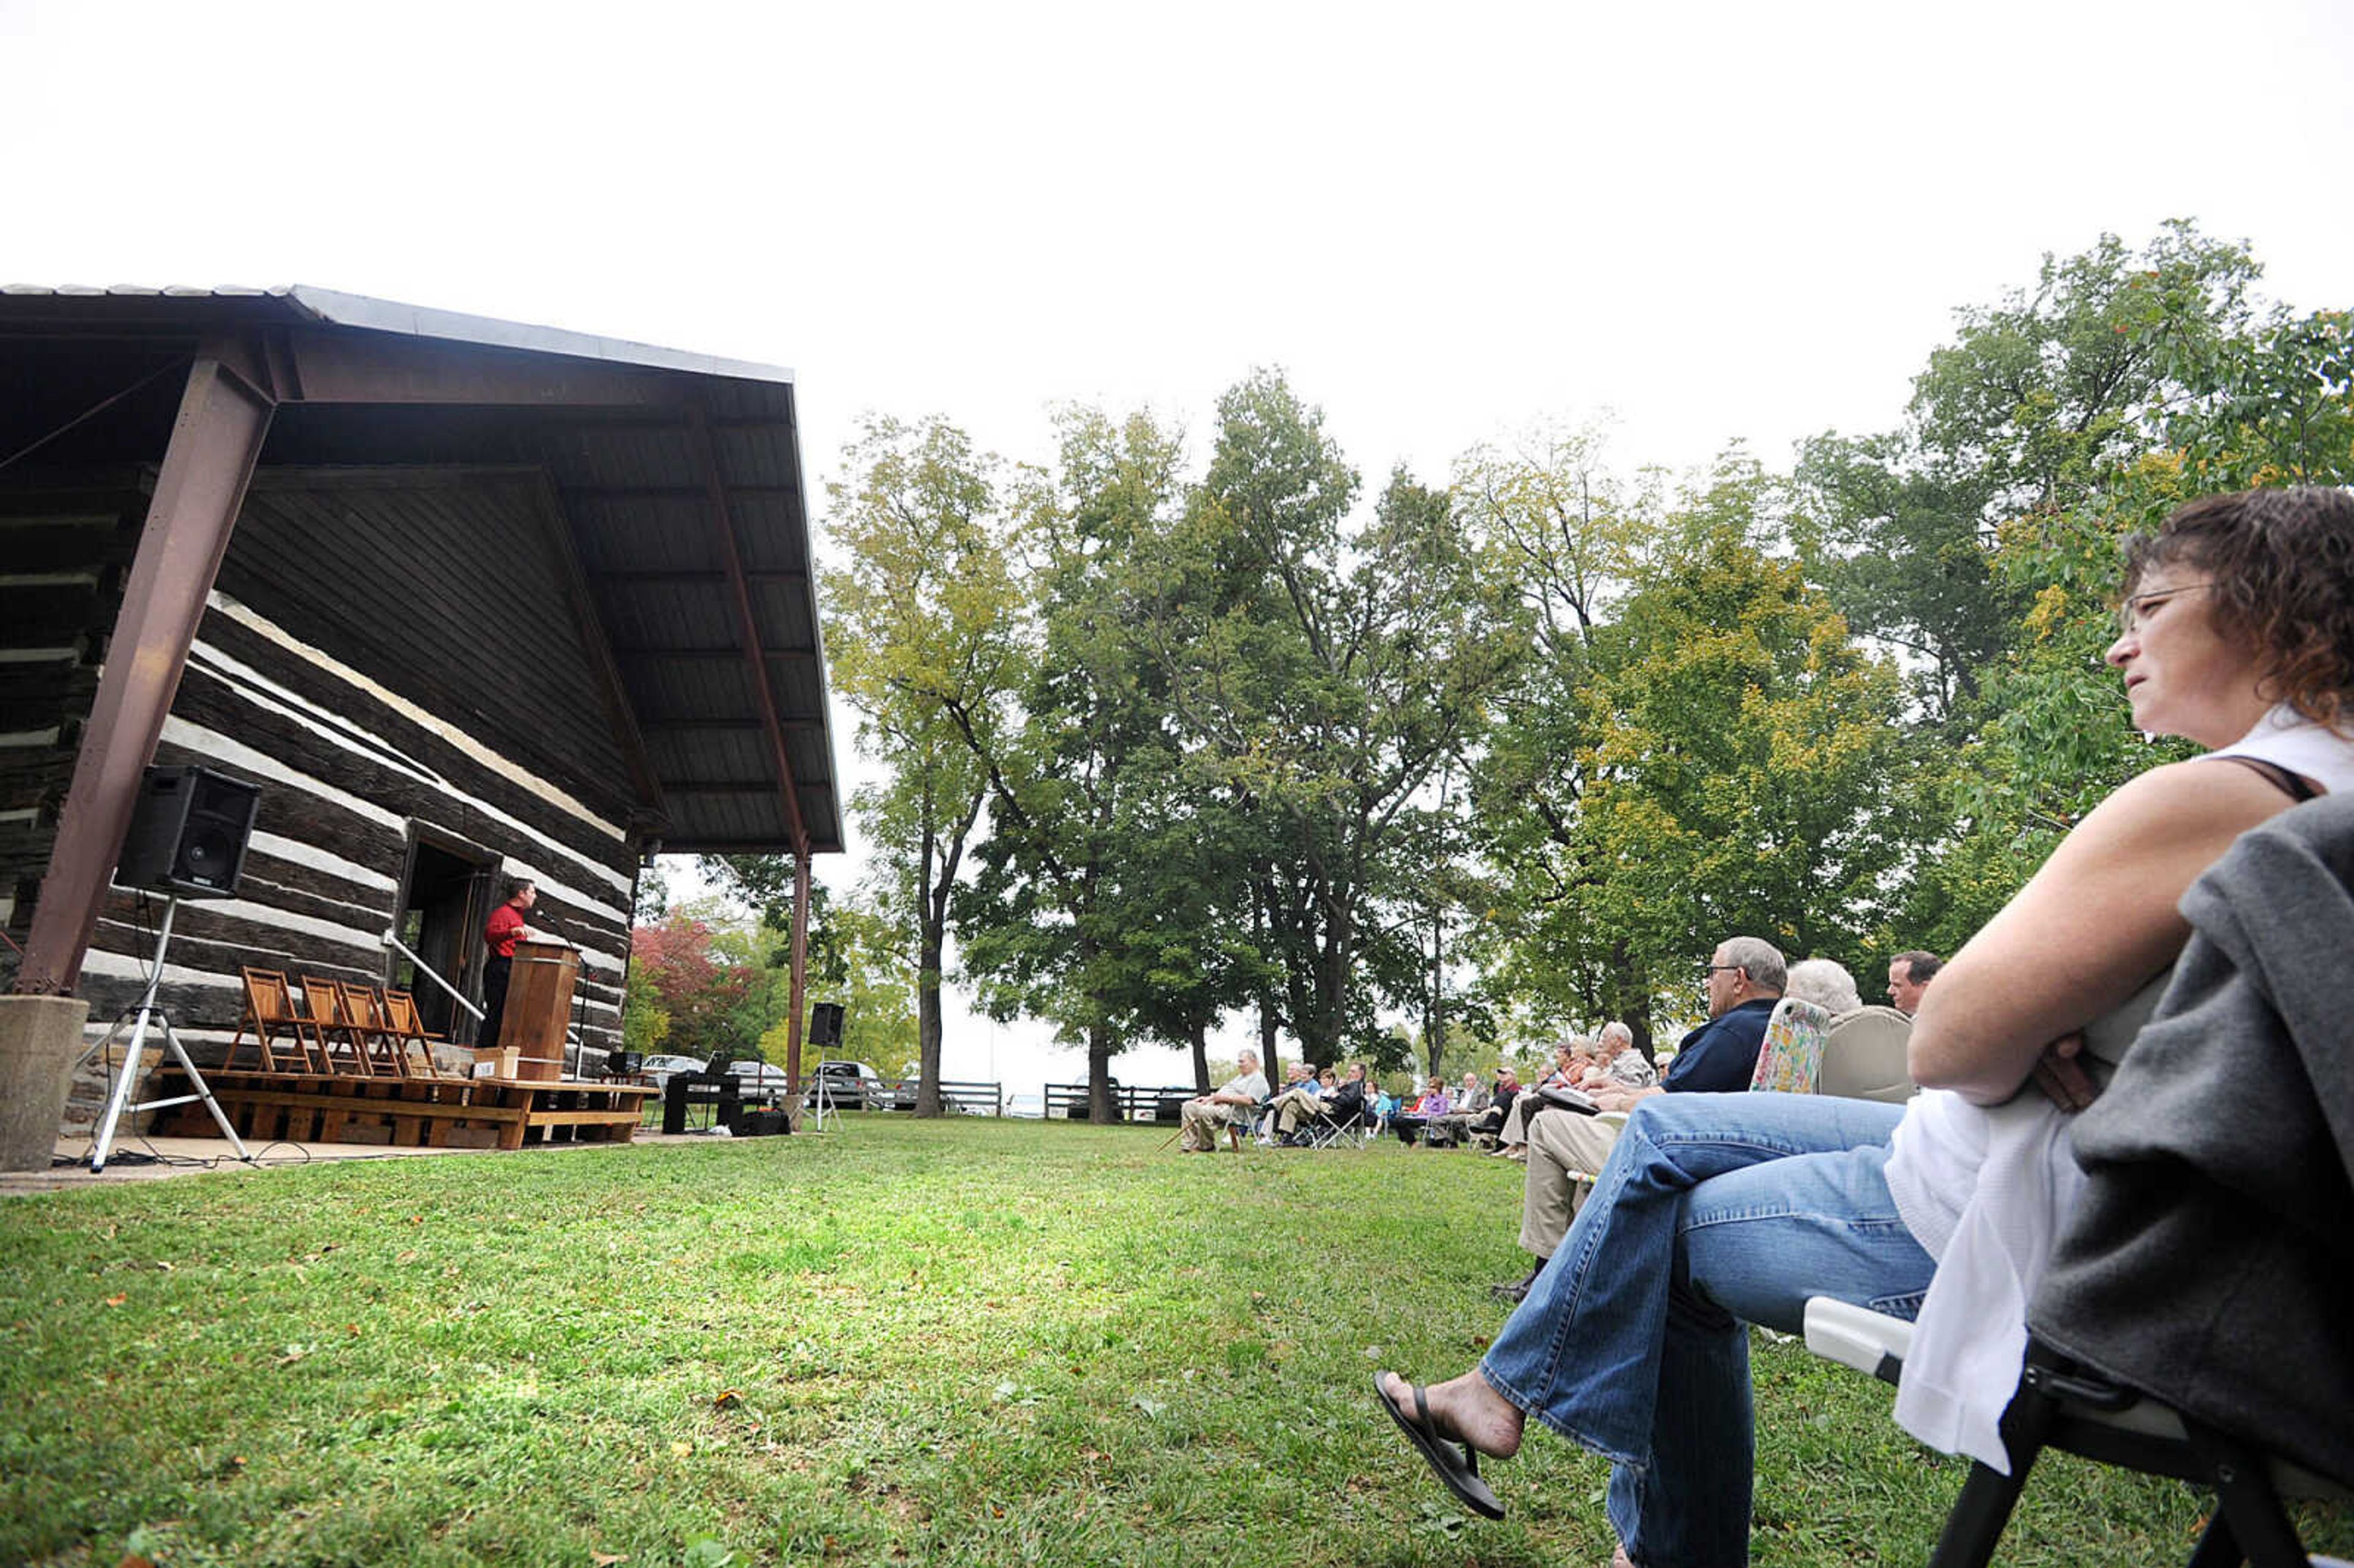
[1366,486,2354,1568]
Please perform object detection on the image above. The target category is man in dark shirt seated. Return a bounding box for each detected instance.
[1493,937,1785,1303]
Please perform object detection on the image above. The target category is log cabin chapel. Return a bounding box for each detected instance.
[0,286,843,1149]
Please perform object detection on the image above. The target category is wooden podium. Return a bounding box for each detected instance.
[500,940,579,1081]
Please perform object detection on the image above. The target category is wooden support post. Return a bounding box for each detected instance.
[787,851,809,1129]
[12,344,277,995]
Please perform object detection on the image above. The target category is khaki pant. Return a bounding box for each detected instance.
[1268,1087,1322,1135]
[1517,1107,1626,1257]
[1497,1095,1541,1147]
[1179,1098,1244,1151]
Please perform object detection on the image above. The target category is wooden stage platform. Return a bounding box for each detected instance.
[150,1067,654,1152]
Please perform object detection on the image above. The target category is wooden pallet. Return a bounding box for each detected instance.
[150,1068,654,1151]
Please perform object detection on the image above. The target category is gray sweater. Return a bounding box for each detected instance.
[2030,790,2354,1486]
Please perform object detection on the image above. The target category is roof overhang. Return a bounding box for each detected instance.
[0,284,842,857]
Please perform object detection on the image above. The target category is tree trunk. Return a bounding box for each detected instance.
[915,910,946,1117]
[1087,1019,1116,1124]
[1609,937,1655,1064]
[1189,1019,1211,1094]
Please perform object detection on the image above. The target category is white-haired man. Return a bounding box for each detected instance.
[1178,1050,1270,1154]
[1494,937,1784,1303]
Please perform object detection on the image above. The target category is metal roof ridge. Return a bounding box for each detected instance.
[284,285,796,387]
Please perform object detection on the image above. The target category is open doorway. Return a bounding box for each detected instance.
[392,831,497,1042]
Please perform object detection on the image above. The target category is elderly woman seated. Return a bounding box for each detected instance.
[1577,1022,1657,1094]
[1390,1077,1454,1146]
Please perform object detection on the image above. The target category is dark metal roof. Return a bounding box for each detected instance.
[0,285,842,855]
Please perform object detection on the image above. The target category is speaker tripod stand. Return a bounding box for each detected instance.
[87,896,255,1174]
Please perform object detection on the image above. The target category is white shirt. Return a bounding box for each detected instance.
[1884,706,2354,1471]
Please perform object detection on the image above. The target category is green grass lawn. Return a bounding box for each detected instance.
[1,1117,2341,1567]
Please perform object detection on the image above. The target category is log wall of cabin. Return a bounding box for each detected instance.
[0,478,145,972]
[15,469,647,1116]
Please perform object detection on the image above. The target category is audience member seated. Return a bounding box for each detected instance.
[1462,1067,1522,1145]
[1491,1040,1589,1162]
[1885,949,1941,1015]
[1268,1067,1337,1143]
[1577,1022,1657,1092]
[1176,1050,1270,1153]
[1784,957,1864,1017]
[1489,938,1785,1303]
[1259,1062,1319,1143]
[1433,1071,1492,1143]
[1391,1077,1453,1146]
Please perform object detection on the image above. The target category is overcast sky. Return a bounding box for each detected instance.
[10,1,2352,1097]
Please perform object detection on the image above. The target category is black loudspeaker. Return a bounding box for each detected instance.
[116,765,260,898]
[808,1001,845,1048]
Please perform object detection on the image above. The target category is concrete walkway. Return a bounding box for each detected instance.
[1,1127,729,1198]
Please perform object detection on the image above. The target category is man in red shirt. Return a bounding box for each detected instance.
[479,877,547,1052]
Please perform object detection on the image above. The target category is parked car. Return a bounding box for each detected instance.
[804,1059,888,1110]
[638,1053,710,1091]
[722,1059,793,1098]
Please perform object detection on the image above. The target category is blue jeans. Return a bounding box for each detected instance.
[1478,1093,1931,1568]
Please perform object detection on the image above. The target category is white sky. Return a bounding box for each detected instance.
[10,0,2352,1098]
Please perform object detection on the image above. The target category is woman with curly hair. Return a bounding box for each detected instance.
[1374,487,2354,1567]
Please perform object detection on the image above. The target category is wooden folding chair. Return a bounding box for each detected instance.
[380,988,454,1078]
[301,974,373,1077]
[226,967,328,1074]
[336,983,415,1078]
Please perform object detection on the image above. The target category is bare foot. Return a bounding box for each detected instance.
[1377,1369,1524,1460]
[1610,1545,1637,1568]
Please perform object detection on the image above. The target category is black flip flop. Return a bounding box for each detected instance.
[1373,1372,1506,1520]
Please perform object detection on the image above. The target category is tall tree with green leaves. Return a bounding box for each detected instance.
[823,416,1024,1115]
[1138,371,1523,1070]
[945,406,1260,1119]
[1795,223,2268,728]
[1477,456,1910,1046]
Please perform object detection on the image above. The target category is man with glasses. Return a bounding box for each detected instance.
[1491,937,1786,1303]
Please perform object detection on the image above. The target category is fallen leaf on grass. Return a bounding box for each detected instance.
[590,1553,628,1566]
[712,1389,743,1410]
[670,1440,693,1457]
[154,1261,173,1272]
[1132,1396,1165,1418]
[103,1293,128,1307]
[395,1250,419,1265]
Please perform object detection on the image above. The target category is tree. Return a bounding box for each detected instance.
[1138,371,1524,1070]
[1794,223,2268,728]
[944,406,1234,1118]
[692,857,922,1078]
[627,908,756,1065]
[1476,456,1911,1045]
[823,416,1024,1115]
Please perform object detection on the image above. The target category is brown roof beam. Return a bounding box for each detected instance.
[688,404,809,860]
[527,474,668,834]
[283,327,685,409]
[12,339,277,995]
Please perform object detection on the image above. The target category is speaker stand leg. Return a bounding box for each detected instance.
[87,897,256,1174]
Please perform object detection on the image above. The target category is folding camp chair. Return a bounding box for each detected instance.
[225,967,329,1074]
[1817,1005,1916,1103]
[1300,1086,1375,1149]
[1805,1300,2347,1568]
